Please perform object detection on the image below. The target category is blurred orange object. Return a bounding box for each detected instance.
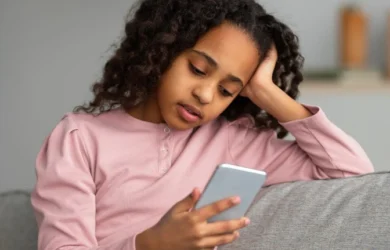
[340,6,368,69]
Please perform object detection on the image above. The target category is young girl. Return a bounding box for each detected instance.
[31,0,374,249]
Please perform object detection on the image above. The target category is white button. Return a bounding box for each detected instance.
[164,127,170,133]
[161,147,168,156]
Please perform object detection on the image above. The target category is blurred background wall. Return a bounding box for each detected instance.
[1,0,389,192]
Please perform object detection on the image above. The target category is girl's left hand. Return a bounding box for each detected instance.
[239,44,311,123]
[240,44,278,100]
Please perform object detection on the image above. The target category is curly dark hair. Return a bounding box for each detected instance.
[74,0,304,138]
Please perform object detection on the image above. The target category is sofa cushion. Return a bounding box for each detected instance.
[0,190,38,250]
[221,171,390,250]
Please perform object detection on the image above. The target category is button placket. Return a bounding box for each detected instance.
[159,126,172,174]
[161,147,168,156]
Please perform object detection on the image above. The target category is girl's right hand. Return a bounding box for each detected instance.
[136,188,250,250]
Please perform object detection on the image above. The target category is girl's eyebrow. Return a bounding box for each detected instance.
[190,49,244,87]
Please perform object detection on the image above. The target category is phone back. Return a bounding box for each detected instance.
[194,164,266,223]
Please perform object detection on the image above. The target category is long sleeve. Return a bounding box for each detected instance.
[31,115,138,250]
[227,106,374,186]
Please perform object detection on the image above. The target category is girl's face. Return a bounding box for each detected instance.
[157,22,260,130]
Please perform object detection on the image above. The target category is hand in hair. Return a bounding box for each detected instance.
[241,44,311,123]
[240,44,278,100]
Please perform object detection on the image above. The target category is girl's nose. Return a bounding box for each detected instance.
[192,82,215,105]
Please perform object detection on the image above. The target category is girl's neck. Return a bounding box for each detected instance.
[127,97,165,124]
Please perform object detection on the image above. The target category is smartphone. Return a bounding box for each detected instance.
[194,163,267,223]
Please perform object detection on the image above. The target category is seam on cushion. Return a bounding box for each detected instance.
[0,190,31,198]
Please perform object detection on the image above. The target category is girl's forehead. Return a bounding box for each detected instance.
[192,23,260,83]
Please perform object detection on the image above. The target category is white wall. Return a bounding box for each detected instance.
[0,0,133,192]
[1,0,389,192]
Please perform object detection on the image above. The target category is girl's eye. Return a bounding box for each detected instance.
[219,86,234,97]
[189,63,206,76]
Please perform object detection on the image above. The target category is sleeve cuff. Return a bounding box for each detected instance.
[131,234,138,250]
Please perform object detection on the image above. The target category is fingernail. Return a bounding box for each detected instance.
[231,196,240,204]
[244,218,250,225]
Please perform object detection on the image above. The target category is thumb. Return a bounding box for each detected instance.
[172,188,201,213]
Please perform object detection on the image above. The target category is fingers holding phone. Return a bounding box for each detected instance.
[136,189,249,250]
[136,164,266,250]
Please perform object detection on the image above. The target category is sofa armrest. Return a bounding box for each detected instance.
[220,171,390,250]
[0,190,38,250]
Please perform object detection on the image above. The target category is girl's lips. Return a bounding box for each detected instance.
[177,104,201,123]
[179,103,203,118]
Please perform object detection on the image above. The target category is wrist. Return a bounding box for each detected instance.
[135,228,158,250]
[249,81,282,111]
[250,81,311,123]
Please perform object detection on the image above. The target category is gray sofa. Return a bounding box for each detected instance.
[1,171,389,250]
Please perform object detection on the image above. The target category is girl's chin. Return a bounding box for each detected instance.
[164,114,201,131]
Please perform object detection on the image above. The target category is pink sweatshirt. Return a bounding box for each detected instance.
[31,105,374,250]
